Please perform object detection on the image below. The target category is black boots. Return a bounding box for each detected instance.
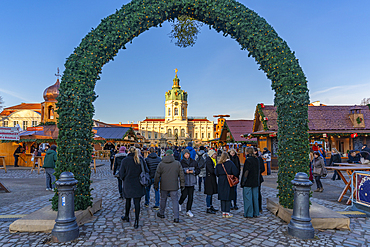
[121,215,130,222]
[134,219,139,229]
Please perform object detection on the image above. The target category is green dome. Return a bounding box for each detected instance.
[165,75,188,101]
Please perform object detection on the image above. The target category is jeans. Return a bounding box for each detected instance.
[258,186,262,212]
[243,187,259,217]
[332,170,340,180]
[206,194,213,208]
[45,168,56,189]
[198,177,205,191]
[315,175,323,189]
[266,161,271,175]
[117,178,123,197]
[231,186,238,207]
[125,197,141,221]
[145,178,160,207]
[14,154,19,167]
[160,190,179,219]
[221,200,231,213]
[179,186,194,211]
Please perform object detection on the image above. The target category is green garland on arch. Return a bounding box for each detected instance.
[56,0,309,210]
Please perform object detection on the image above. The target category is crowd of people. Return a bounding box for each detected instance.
[111,142,267,229]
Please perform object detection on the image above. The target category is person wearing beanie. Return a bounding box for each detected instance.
[179,149,200,217]
[204,149,218,214]
[182,142,196,160]
[113,146,127,199]
[154,149,185,223]
[43,144,57,191]
[195,146,207,192]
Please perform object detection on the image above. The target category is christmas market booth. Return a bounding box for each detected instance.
[246,104,370,169]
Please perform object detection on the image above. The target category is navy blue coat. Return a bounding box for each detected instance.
[215,160,238,201]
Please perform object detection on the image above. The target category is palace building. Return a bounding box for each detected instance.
[138,70,214,146]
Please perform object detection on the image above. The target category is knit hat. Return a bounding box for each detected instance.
[165,149,174,155]
[183,149,190,155]
[119,146,126,153]
[188,142,193,147]
[208,149,216,157]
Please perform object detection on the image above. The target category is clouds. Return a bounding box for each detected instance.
[0,87,31,103]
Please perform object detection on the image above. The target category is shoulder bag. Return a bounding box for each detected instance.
[222,164,239,187]
[139,159,151,187]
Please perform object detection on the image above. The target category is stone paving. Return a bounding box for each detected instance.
[0,163,369,246]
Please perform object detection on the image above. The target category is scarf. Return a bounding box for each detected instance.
[211,157,217,167]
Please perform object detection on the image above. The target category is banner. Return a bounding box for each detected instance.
[0,127,20,141]
[27,126,43,131]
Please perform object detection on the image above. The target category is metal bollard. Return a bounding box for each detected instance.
[51,171,79,243]
[287,172,315,239]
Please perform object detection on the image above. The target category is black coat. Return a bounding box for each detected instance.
[119,153,147,199]
[329,153,342,166]
[229,153,241,178]
[241,156,260,188]
[258,156,265,184]
[145,152,162,178]
[204,156,218,195]
[215,160,238,201]
[113,153,127,175]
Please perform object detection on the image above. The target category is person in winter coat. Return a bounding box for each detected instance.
[144,147,162,209]
[182,142,196,160]
[110,147,116,170]
[262,148,272,175]
[241,147,260,218]
[195,146,207,192]
[43,145,57,191]
[312,151,325,192]
[254,147,265,212]
[348,150,361,164]
[113,146,127,199]
[154,149,185,223]
[173,146,181,161]
[179,149,200,217]
[215,152,238,218]
[13,145,23,167]
[119,147,148,229]
[329,148,342,180]
[204,149,218,214]
[228,148,240,210]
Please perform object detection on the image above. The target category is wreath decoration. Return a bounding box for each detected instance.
[55,0,309,210]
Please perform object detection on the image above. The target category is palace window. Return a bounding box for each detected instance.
[3,121,8,127]
[23,121,28,130]
[208,133,210,139]
[195,133,198,139]
[168,129,172,137]
[182,108,184,116]
[154,133,158,139]
[202,133,204,139]
[13,121,18,127]
[148,132,151,139]
[174,128,178,136]
[168,108,171,116]
[174,107,178,116]
[181,129,185,137]
[32,121,38,127]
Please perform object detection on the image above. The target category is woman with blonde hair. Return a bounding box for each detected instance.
[215,152,238,218]
[329,148,342,180]
[119,146,148,229]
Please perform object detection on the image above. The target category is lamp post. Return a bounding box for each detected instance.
[287,172,315,239]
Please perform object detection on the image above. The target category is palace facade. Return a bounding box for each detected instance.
[138,71,214,146]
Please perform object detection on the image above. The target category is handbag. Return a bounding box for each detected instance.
[222,164,239,187]
[139,159,151,187]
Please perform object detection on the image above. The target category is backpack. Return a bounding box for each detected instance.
[196,153,206,169]
[319,148,326,157]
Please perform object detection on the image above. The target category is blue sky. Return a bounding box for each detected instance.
[0,1,369,124]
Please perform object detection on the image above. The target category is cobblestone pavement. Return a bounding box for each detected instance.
[1,164,369,246]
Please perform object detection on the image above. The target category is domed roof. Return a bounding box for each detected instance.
[165,74,188,101]
[43,79,60,102]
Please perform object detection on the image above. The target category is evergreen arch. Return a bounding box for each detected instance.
[54,0,310,210]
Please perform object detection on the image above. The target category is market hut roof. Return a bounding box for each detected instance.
[93,127,136,140]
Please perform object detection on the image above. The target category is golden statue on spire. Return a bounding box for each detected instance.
[175,68,178,77]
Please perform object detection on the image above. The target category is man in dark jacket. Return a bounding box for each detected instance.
[13,145,23,167]
[154,149,185,223]
[113,146,127,199]
[145,147,162,209]
[43,144,57,191]
[348,150,361,163]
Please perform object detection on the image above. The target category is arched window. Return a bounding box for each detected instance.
[48,106,54,119]
[182,108,185,116]
[181,129,185,137]
[168,129,172,137]
[168,108,171,116]
[174,107,178,116]
[174,128,178,135]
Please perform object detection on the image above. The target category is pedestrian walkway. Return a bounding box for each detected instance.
[0,164,369,246]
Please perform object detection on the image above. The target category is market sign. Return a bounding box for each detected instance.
[0,127,20,141]
[27,126,43,131]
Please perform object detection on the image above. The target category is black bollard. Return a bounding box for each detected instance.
[287,172,315,239]
[51,171,79,242]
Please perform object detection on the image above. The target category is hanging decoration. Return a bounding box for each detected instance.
[56,0,309,210]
